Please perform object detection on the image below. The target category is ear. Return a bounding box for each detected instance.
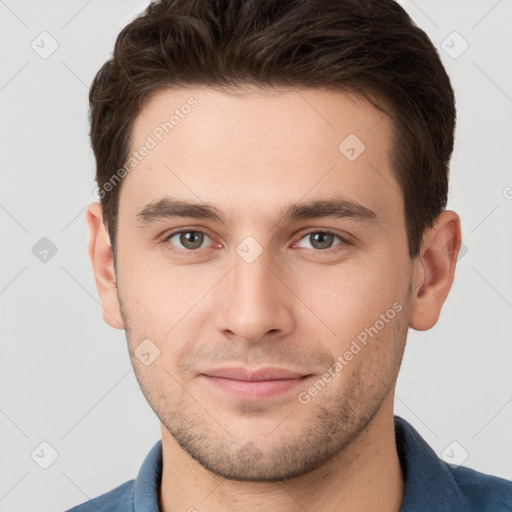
[409,210,462,331]
[86,202,124,330]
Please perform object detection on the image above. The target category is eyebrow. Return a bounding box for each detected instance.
[135,196,378,228]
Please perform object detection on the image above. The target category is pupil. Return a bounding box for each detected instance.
[312,232,333,249]
[181,231,203,249]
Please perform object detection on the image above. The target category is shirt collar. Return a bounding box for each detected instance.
[133,438,163,512]
[395,415,469,511]
[132,416,469,511]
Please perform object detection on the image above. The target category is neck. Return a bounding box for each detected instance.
[159,396,404,512]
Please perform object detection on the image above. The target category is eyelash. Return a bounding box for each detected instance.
[161,228,352,256]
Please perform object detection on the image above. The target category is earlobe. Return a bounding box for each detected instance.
[409,211,462,331]
[86,202,125,330]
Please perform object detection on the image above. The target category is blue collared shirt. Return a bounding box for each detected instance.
[65,416,512,511]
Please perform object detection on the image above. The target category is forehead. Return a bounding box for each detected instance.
[133,86,390,152]
[121,86,401,226]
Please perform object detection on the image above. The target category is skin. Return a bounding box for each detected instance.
[87,87,461,512]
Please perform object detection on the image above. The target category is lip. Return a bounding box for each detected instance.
[202,366,309,381]
[200,367,313,400]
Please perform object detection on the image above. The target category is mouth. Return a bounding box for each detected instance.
[200,367,313,400]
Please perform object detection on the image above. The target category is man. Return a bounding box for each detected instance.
[68,0,512,510]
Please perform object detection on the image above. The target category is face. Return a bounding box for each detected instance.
[112,87,415,481]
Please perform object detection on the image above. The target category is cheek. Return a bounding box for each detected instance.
[118,259,220,365]
[119,251,211,320]
[295,260,402,337]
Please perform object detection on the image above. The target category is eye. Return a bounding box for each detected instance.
[165,230,212,251]
[295,230,350,251]
[162,228,351,256]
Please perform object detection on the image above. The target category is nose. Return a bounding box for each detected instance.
[215,248,295,344]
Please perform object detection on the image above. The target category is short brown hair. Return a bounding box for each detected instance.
[89,0,456,260]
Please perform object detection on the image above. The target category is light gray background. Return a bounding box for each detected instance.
[1,1,511,511]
